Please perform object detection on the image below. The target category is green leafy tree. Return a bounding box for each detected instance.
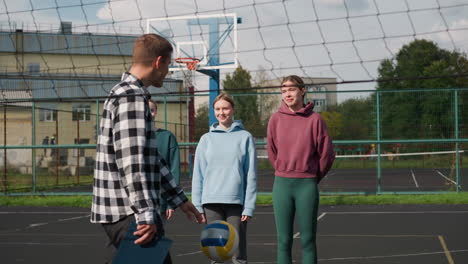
[334,98,375,140]
[194,103,209,141]
[223,66,264,136]
[376,39,468,139]
[320,111,343,139]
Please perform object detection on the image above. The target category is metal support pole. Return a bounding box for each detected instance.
[376,92,382,193]
[55,112,59,185]
[3,105,7,193]
[454,90,460,192]
[76,119,80,184]
[32,102,36,192]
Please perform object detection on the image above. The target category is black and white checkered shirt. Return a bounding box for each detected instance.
[91,72,187,225]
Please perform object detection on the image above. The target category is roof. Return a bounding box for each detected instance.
[0,89,32,107]
[0,76,185,102]
[0,31,136,56]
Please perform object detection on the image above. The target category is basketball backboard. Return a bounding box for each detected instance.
[146,13,239,71]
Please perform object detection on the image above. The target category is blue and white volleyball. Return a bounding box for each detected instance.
[200,220,239,262]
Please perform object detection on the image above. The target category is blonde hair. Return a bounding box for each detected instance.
[212,92,235,108]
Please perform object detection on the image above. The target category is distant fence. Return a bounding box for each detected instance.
[1,88,467,195]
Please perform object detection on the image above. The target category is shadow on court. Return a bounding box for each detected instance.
[1,204,467,263]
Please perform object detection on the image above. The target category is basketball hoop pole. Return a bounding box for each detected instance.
[187,16,242,127]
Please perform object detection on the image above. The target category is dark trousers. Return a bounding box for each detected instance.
[101,214,172,264]
[203,204,248,264]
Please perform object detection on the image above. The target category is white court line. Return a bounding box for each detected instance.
[178,213,328,256]
[321,172,335,182]
[0,242,87,246]
[435,170,458,185]
[0,214,91,233]
[247,249,468,263]
[176,250,202,257]
[0,233,101,237]
[24,215,90,229]
[317,249,468,262]
[293,213,326,239]
[318,212,326,221]
[256,211,468,215]
[0,211,88,214]
[324,211,468,215]
[258,150,465,159]
[410,169,419,188]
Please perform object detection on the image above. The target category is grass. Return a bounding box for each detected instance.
[0,173,93,193]
[1,193,468,208]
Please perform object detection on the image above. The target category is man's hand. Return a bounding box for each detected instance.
[133,224,157,245]
[165,209,175,220]
[179,201,205,224]
[241,215,251,222]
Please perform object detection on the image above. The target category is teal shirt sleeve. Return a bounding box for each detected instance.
[242,134,257,216]
[167,133,180,210]
[191,136,207,213]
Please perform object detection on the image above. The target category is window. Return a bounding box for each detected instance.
[39,105,57,122]
[27,63,40,75]
[312,99,326,112]
[73,138,90,156]
[72,104,91,121]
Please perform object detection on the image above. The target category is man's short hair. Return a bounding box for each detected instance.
[133,34,173,66]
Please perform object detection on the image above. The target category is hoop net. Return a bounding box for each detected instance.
[174,57,200,88]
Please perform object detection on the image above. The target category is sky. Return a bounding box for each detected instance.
[1,0,468,102]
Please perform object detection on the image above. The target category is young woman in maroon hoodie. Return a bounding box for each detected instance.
[267,75,335,264]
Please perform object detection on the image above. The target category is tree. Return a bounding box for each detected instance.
[253,67,279,136]
[320,110,343,139]
[194,103,209,141]
[223,66,264,137]
[376,39,468,139]
[334,97,374,140]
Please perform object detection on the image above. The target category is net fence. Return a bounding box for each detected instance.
[1,1,468,194]
[1,90,467,194]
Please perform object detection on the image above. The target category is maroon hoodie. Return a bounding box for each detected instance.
[267,101,335,181]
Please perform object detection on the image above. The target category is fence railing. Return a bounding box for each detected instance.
[1,88,467,195]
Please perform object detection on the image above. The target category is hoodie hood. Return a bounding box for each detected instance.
[278,101,315,116]
[210,120,245,133]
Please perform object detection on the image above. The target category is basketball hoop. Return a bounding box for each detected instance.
[174,57,200,90]
[175,57,200,71]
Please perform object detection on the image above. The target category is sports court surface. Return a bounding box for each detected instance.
[1,204,467,264]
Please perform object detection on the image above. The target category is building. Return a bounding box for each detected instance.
[0,22,190,173]
[259,76,337,120]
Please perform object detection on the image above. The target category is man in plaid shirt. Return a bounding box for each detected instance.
[91,34,203,264]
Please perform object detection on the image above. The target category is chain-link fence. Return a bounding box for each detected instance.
[1,88,467,195]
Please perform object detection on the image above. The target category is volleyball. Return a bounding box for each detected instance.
[200,220,239,262]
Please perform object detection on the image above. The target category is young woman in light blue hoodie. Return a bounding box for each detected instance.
[192,92,257,264]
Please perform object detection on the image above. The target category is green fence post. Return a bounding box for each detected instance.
[454,90,460,192]
[376,91,382,194]
[32,102,36,193]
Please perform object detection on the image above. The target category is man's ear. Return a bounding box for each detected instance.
[153,56,163,69]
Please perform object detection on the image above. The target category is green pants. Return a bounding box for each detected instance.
[273,176,319,264]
